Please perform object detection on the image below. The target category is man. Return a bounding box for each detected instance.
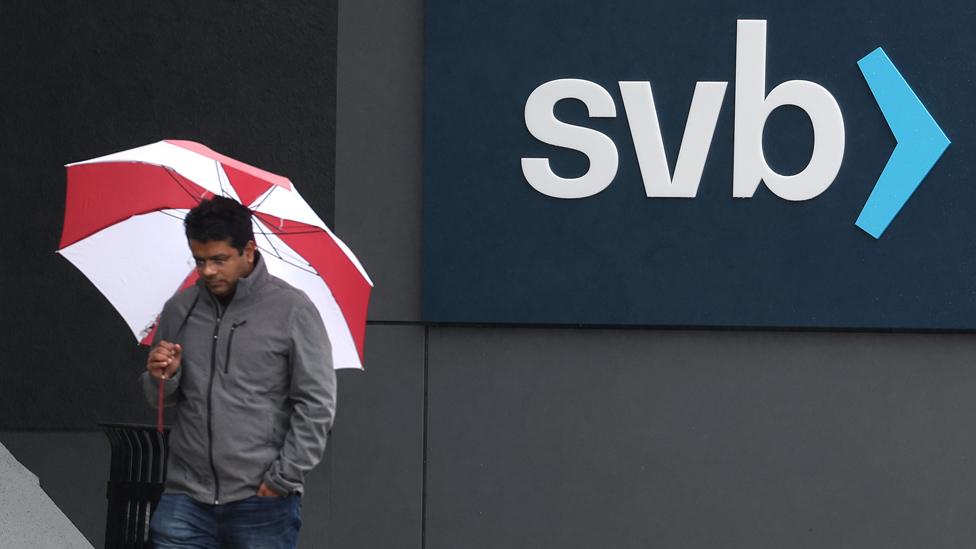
[142,196,336,548]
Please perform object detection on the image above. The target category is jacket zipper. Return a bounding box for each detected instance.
[207,300,223,505]
[224,321,247,374]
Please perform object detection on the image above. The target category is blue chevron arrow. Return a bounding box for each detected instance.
[855,48,950,239]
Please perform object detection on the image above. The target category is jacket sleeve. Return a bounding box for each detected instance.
[263,299,337,495]
[140,298,184,408]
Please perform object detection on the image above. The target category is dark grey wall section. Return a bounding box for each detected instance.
[0,1,337,429]
[298,446,333,549]
[333,2,427,548]
[426,327,976,549]
[330,325,426,548]
[335,0,424,322]
[0,432,109,547]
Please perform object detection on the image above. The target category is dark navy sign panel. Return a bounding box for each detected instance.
[423,0,976,329]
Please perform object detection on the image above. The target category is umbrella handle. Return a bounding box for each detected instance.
[157,376,164,433]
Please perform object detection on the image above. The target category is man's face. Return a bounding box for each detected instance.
[189,238,256,297]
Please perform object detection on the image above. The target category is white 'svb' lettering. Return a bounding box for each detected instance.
[521,19,846,201]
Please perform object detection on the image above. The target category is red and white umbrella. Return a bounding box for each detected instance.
[57,140,372,371]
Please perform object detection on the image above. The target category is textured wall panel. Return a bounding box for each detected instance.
[330,325,425,548]
[426,328,976,549]
[335,0,424,322]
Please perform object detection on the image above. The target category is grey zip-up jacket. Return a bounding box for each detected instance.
[140,254,336,504]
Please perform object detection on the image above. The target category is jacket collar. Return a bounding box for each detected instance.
[233,251,268,302]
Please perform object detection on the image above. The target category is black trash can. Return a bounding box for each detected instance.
[99,424,169,549]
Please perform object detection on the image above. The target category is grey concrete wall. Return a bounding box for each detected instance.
[0,432,106,547]
[333,1,426,546]
[0,440,92,548]
[335,0,424,323]
[331,326,425,548]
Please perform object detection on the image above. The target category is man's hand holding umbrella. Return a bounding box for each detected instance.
[147,341,182,381]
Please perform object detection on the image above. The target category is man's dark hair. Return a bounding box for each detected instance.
[184,196,255,253]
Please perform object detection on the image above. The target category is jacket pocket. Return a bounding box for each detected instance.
[224,320,248,374]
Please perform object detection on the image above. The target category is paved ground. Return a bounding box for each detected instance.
[0,442,93,548]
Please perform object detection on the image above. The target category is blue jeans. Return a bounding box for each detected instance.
[149,493,302,549]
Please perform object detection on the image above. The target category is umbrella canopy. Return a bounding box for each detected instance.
[57,140,372,370]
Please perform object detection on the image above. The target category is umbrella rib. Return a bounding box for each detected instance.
[258,231,314,269]
[156,171,320,278]
[254,245,319,276]
[250,186,277,210]
[271,229,325,235]
[254,222,314,270]
[258,226,285,260]
[253,228,325,236]
[164,168,207,203]
[266,242,313,268]
[214,161,231,198]
[159,210,187,222]
[251,227,316,265]
[155,211,317,274]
